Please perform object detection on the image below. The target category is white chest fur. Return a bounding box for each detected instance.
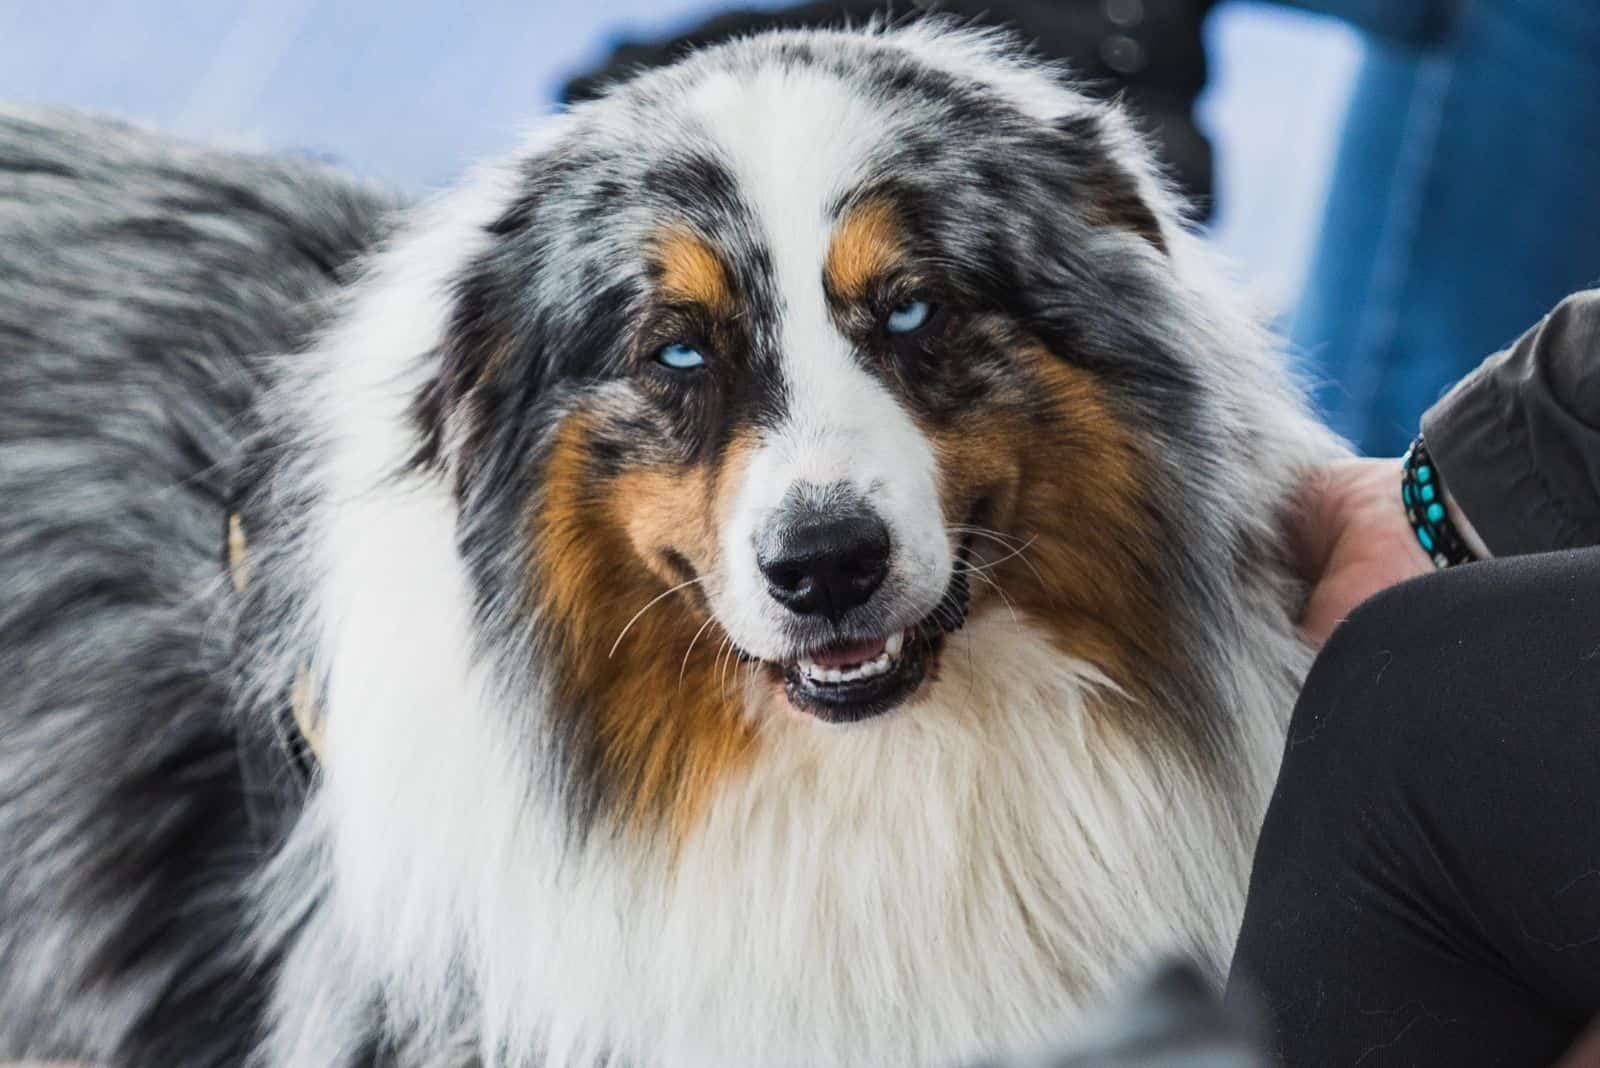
[298,607,1301,1068]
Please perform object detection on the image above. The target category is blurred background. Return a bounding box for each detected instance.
[2,0,1596,455]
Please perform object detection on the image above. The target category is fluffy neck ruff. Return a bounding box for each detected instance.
[270,445,1303,1065]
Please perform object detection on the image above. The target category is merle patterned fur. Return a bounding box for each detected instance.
[0,106,392,1065]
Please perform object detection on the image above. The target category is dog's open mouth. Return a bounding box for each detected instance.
[778,624,938,724]
[762,536,975,724]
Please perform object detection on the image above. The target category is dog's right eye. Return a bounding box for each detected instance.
[654,342,706,371]
[885,299,932,334]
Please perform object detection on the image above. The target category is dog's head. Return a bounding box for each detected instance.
[396,24,1272,839]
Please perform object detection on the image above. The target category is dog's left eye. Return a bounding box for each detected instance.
[884,298,935,335]
[654,342,706,370]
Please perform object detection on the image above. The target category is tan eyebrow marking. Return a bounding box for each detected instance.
[825,198,908,300]
[652,228,735,315]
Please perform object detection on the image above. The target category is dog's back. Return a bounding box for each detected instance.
[0,107,389,1065]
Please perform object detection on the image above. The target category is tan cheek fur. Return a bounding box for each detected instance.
[929,348,1166,703]
[531,415,759,846]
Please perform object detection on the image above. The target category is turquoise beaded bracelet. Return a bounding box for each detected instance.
[1401,437,1474,569]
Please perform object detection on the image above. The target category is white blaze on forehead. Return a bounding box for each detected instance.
[683,63,952,654]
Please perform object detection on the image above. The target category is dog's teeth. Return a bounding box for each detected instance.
[885,630,905,659]
[799,648,898,686]
[847,653,892,682]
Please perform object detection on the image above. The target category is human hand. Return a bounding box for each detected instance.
[1287,458,1434,648]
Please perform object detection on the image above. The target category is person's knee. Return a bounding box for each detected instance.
[1326,548,1600,673]
[1281,578,1422,779]
[1279,548,1600,832]
[1265,566,1468,850]
[1318,560,1453,672]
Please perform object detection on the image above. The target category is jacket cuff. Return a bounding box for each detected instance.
[1422,297,1600,556]
[1422,376,1541,556]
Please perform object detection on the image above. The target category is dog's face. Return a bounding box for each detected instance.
[417,28,1209,836]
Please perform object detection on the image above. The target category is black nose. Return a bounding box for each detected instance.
[758,511,891,621]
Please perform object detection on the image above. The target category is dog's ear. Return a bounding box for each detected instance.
[409,272,511,479]
[407,166,633,491]
[411,231,531,479]
[1052,109,1170,256]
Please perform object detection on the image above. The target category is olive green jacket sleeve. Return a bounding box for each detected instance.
[1423,289,1600,556]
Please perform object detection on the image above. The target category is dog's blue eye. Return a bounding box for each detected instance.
[655,342,705,370]
[885,299,932,335]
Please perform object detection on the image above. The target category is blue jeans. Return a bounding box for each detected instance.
[1284,0,1600,456]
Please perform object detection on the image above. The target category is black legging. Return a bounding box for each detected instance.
[1227,547,1600,1066]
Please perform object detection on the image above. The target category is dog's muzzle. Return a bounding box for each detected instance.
[747,483,971,723]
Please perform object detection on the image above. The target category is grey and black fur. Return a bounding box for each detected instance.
[0,106,391,1064]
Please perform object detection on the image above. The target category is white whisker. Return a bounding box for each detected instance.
[679,614,720,689]
[956,562,1019,624]
[608,576,706,659]
[948,524,1029,549]
[949,526,1047,590]
[960,533,1041,577]
[715,635,736,695]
